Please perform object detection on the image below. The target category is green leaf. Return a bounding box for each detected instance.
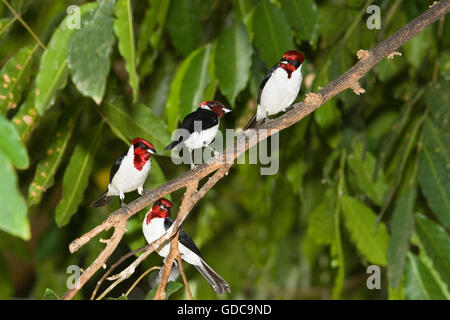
[418,144,450,229]
[35,3,97,115]
[415,213,450,287]
[0,17,15,40]
[281,0,320,48]
[114,0,139,101]
[27,107,80,206]
[12,89,39,143]
[307,201,334,245]
[166,0,202,56]
[67,0,115,104]
[438,50,450,80]
[347,142,388,206]
[55,123,104,227]
[341,196,390,266]
[101,95,171,153]
[0,44,37,114]
[146,281,183,300]
[404,253,446,300]
[374,56,406,82]
[42,288,59,300]
[214,23,252,106]
[387,186,417,289]
[165,45,212,132]
[422,117,450,163]
[0,113,29,169]
[424,79,449,132]
[0,152,29,240]
[251,0,295,67]
[403,26,434,70]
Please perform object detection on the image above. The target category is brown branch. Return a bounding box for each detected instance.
[177,252,194,300]
[61,0,450,300]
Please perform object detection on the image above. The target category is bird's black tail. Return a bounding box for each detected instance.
[195,259,231,294]
[90,191,114,208]
[164,137,183,151]
[243,113,263,130]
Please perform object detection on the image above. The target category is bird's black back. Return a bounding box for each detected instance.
[164,217,203,258]
[109,152,127,183]
[180,108,219,134]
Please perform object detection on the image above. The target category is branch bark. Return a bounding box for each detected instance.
[61,0,450,300]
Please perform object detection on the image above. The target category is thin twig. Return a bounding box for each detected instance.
[177,252,194,300]
[125,266,161,297]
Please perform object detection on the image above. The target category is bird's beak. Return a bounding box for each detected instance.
[148,148,157,154]
[280,58,288,65]
[223,107,232,113]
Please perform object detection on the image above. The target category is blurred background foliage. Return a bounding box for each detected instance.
[0,0,448,300]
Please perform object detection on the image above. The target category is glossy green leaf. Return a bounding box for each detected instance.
[341,196,389,266]
[0,113,29,169]
[55,123,104,227]
[347,142,388,206]
[281,0,320,48]
[387,186,416,289]
[165,45,212,132]
[67,0,115,104]
[28,107,80,206]
[101,96,171,153]
[418,144,450,229]
[35,3,97,115]
[114,0,139,101]
[415,213,450,287]
[42,288,59,300]
[214,23,252,106]
[0,250,12,299]
[146,281,183,300]
[251,0,295,67]
[166,0,202,56]
[422,118,450,163]
[0,44,37,114]
[0,152,29,240]
[404,253,446,300]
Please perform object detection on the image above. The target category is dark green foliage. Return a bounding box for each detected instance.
[0,0,448,300]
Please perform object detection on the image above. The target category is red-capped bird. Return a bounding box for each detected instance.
[164,101,231,169]
[142,198,231,294]
[245,50,304,129]
[90,138,156,208]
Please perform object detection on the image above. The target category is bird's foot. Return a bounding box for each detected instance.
[121,202,131,214]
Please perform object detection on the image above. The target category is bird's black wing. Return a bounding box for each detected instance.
[164,217,203,258]
[180,109,219,134]
[109,152,127,183]
[257,63,280,105]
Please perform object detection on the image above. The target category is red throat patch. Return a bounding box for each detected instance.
[280,63,296,78]
[133,147,150,171]
[145,205,170,224]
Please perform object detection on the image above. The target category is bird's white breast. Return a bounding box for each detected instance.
[108,146,151,195]
[257,65,302,121]
[183,124,219,150]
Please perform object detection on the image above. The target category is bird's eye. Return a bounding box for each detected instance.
[160,204,166,210]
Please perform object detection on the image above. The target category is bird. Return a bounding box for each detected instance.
[244,50,304,129]
[90,138,156,209]
[164,100,231,169]
[142,198,231,294]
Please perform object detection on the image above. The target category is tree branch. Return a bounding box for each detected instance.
[61,0,450,300]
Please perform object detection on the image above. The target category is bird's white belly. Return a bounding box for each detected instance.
[108,159,151,195]
[257,67,302,121]
[183,124,218,150]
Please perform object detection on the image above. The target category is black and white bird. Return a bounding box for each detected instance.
[142,198,231,294]
[90,138,156,208]
[164,101,231,169]
[245,50,304,129]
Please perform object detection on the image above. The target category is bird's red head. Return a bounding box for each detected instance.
[280,50,304,76]
[131,138,156,170]
[199,101,231,119]
[146,198,172,224]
